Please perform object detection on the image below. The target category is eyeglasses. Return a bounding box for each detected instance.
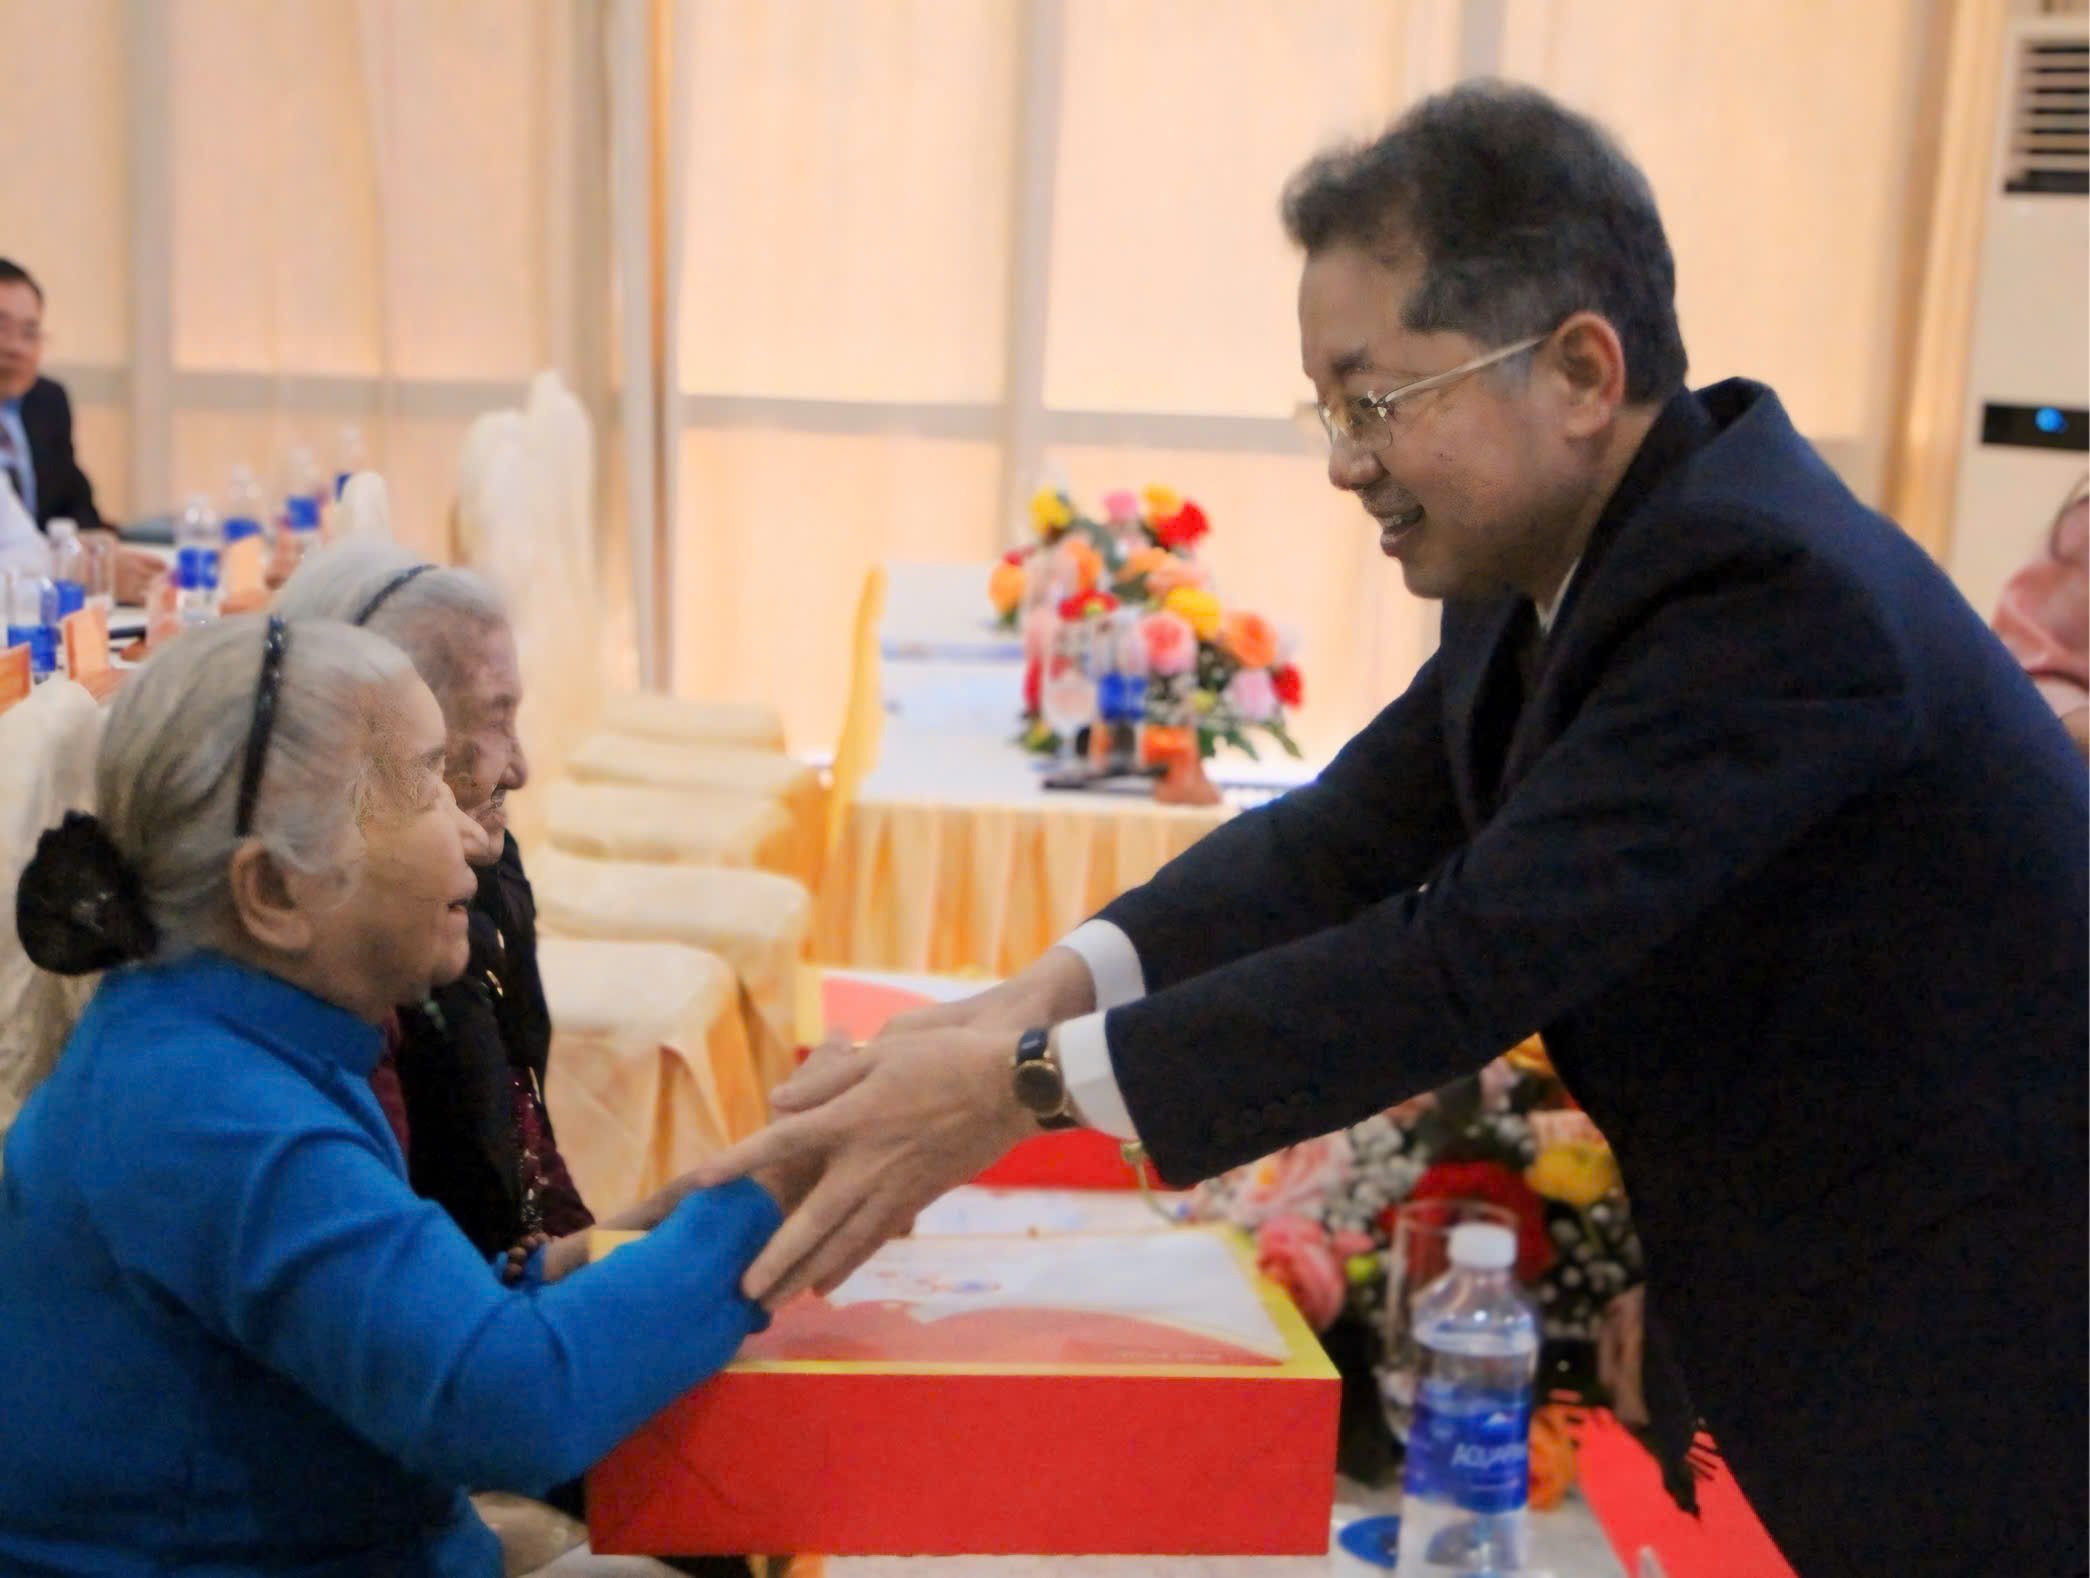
[0,316,45,349]
[1298,333,1549,454]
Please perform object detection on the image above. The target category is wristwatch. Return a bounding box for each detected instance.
[1012,1027,1079,1131]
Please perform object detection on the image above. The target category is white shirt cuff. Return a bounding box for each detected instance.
[1057,919,1146,1010]
[1053,1011,1140,1140]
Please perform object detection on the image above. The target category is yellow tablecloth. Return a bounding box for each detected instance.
[537,936,766,1220]
[812,734,1230,976]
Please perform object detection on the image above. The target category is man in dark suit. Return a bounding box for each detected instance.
[0,257,104,533]
[702,85,2087,1574]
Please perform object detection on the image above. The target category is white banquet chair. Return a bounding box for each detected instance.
[0,678,104,1149]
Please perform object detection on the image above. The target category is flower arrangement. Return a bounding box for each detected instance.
[993,485,1305,767]
[1187,1035,1642,1494]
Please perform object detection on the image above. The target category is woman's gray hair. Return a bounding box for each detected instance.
[95,615,417,955]
[272,538,507,722]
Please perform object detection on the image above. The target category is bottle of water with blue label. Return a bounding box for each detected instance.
[44,517,86,618]
[1396,1221,1539,1574]
[334,424,368,501]
[6,571,59,682]
[174,493,221,628]
[281,445,326,574]
[222,463,267,554]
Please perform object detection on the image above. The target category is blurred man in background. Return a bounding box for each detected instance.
[0,258,102,535]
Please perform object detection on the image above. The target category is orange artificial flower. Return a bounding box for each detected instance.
[1120,545,1171,582]
[1141,724,1194,765]
[1164,585,1222,640]
[1504,1033,1553,1076]
[1221,609,1279,669]
[988,559,1026,617]
[1065,536,1103,594]
[1528,1406,1579,1511]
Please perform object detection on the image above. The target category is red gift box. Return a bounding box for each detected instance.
[586,1227,1338,1556]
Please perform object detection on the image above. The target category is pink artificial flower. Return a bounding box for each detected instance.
[1230,1133,1354,1226]
[1139,610,1198,677]
[1528,1107,1607,1152]
[1115,618,1150,677]
[1255,1214,1348,1331]
[1330,1229,1377,1260]
[1102,488,1141,525]
[1275,623,1304,665]
[1022,605,1057,664]
[1145,556,1212,597]
[1479,1056,1518,1112]
[1386,1091,1437,1125]
[1224,666,1279,724]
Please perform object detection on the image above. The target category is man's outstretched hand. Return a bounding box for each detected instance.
[693,1025,1040,1308]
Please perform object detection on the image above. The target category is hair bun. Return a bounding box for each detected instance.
[15,811,159,975]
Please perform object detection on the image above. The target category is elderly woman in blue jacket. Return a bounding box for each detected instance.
[0,613,803,1575]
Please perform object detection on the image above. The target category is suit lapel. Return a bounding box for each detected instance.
[1443,596,1526,832]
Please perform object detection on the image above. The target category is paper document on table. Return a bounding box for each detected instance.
[823,1230,1289,1360]
[912,1185,1183,1237]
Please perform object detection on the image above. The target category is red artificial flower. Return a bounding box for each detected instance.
[1271,664,1303,708]
[1391,1160,1556,1282]
[1022,654,1041,716]
[1057,590,1121,621]
[1001,548,1027,566]
[1153,500,1211,550]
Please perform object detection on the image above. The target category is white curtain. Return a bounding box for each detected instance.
[659,0,1952,759]
[1,0,1969,757]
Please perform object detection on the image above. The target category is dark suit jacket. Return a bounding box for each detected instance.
[1097,382,2087,1575]
[21,376,102,532]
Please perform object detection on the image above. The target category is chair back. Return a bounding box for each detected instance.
[0,679,105,1148]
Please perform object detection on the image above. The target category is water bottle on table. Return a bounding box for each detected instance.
[1396,1221,1540,1574]
[222,464,267,551]
[45,518,86,617]
[280,446,326,575]
[334,425,368,501]
[174,494,222,628]
[5,571,59,682]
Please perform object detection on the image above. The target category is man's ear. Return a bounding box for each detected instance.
[225,840,315,955]
[1547,311,1630,438]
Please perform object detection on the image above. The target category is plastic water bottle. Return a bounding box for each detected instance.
[6,571,59,682]
[45,518,86,618]
[281,446,326,574]
[222,463,267,551]
[174,493,222,628]
[1396,1222,1540,1574]
[334,425,368,500]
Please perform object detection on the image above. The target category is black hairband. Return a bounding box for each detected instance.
[352,563,436,627]
[234,616,290,838]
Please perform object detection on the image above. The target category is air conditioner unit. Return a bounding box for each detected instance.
[1946,15,2088,618]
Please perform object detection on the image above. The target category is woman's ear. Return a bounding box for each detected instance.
[225,841,315,956]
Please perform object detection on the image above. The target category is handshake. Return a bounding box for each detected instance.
[681,945,1101,1309]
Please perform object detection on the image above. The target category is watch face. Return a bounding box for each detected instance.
[1012,1057,1066,1115]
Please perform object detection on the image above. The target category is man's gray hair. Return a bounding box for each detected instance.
[96,615,415,955]
[273,538,507,724]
